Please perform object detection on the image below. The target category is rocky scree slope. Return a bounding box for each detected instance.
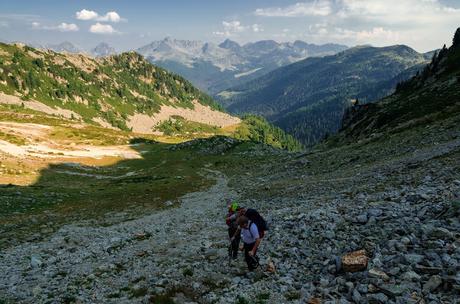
[0,103,458,303]
[220,45,430,146]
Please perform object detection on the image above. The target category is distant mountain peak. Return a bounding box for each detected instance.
[219,39,240,50]
[46,41,81,54]
[91,42,116,57]
[136,38,349,94]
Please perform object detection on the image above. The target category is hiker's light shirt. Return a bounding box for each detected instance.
[241,222,259,244]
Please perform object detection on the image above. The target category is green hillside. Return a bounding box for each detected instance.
[0,43,302,151]
[340,28,460,140]
[0,43,219,131]
[219,45,430,145]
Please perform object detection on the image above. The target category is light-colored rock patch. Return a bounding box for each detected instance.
[127,101,241,134]
[27,50,44,59]
[0,140,141,160]
[62,53,98,72]
[0,122,51,138]
[0,92,82,120]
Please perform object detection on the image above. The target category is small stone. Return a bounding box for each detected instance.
[31,255,43,268]
[402,271,421,282]
[352,289,361,303]
[342,250,368,272]
[368,208,383,217]
[367,293,388,304]
[356,214,368,224]
[404,254,424,265]
[429,227,454,239]
[32,286,42,297]
[401,237,411,245]
[388,267,401,276]
[378,283,406,297]
[368,268,390,281]
[423,275,442,293]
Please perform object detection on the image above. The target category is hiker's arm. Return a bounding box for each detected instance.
[250,238,261,256]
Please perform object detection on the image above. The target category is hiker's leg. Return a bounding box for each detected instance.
[232,236,240,258]
[229,227,239,258]
[244,242,257,270]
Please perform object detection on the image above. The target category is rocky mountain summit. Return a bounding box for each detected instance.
[136,38,347,93]
[90,43,116,58]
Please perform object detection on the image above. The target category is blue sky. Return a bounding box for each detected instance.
[1,0,459,52]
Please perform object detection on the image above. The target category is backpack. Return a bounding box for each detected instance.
[245,209,268,237]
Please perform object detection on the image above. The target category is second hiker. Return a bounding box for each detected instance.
[226,200,241,260]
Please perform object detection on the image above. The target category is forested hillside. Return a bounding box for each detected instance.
[340,28,460,140]
[219,45,430,145]
[0,43,220,131]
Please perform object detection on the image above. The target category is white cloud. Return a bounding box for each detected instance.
[57,22,79,32]
[0,21,9,28]
[256,0,460,51]
[99,11,121,22]
[76,9,123,23]
[255,0,332,17]
[223,21,247,33]
[213,20,251,37]
[89,22,117,34]
[338,0,460,26]
[75,9,98,21]
[31,22,79,32]
[252,24,264,33]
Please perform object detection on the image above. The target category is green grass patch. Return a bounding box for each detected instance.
[0,131,27,145]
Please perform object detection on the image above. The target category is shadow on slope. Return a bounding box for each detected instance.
[0,136,255,247]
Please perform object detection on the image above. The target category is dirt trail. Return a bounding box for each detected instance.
[0,170,246,303]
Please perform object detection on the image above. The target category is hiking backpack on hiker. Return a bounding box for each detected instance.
[245,208,268,237]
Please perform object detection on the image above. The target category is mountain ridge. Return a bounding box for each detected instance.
[219,44,431,145]
[340,28,460,141]
[0,43,234,133]
[136,37,348,93]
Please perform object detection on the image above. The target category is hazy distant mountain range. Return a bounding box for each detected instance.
[136,38,348,93]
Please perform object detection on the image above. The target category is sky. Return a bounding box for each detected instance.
[0,0,459,52]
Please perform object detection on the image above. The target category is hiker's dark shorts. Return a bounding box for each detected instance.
[243,242,259,270]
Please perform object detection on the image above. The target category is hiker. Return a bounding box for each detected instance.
[238,216,261,271]
[226,200,240,259]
